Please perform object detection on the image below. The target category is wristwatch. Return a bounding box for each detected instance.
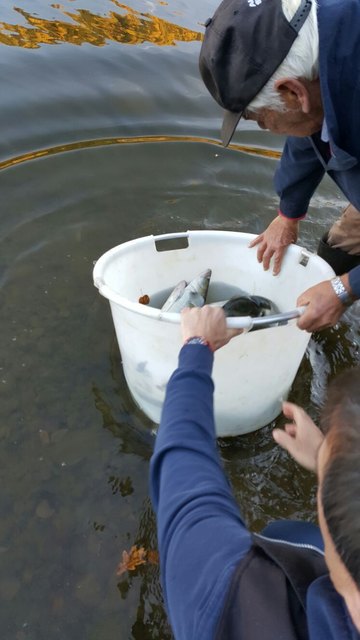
[184,336,213,351]
[330,276,352,305]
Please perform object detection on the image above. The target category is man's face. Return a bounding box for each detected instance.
[243,106,322,137]
[317,440,360,632]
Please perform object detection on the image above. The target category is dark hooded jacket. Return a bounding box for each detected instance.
[150,344,360,639]
[275,0,360,296]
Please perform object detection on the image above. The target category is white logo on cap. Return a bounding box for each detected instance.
[247,0,262,6]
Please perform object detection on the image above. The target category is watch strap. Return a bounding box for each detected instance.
[184,336,214,351]
[330,276,352,305]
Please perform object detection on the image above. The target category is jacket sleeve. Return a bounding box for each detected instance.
[349,266,360,298]
[149,343,252,640]
[275,136,326,219]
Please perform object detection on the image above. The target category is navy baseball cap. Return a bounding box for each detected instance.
[199,0,312,146]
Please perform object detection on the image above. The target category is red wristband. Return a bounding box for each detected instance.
[278,209,306,221]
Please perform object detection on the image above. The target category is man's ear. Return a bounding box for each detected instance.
[274,77,311,113]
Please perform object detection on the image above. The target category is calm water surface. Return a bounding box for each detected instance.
[1,2,359,638]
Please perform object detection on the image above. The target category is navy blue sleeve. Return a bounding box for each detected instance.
[275,136,326,219]
[149,343,252,640]
[349,266,360,298]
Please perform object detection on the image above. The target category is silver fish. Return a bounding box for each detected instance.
[161,280,187,312]
[161,269,212,313]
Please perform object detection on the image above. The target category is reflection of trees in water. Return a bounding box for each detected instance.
[0,4,202,48]
[92,380,155,458]
[117,498,174,640]
[93,337,172,637]
[289,317,359,419]
[92,335,156,458]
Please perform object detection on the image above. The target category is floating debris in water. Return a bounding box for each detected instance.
[116,545,159,576]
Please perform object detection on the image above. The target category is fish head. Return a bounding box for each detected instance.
[250,295,279,316]
[222,295,262,317]
[187,269,212,301]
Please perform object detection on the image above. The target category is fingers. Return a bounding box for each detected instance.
[282,401,298,420]
[284,423,297,437]
[257,243,271,269]
[296,314,315,332]
[180,305,242,350]
[249,239,284,275]
[296,292,308,307]
[282,401,310,428]
[272,247,286,276]
[248,234,264,248]
[250,236,274,268]
[261,248,275,271]
[272,428,297,456]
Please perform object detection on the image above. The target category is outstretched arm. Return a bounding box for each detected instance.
[250,136,325,275]
[149,308,251,640]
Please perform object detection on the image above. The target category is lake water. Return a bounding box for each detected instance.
[0,2,359,638]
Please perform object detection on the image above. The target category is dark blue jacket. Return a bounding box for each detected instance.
[275,0,360,296]
[150,343,360,639]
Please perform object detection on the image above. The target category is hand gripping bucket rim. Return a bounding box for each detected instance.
[94,231,310,331]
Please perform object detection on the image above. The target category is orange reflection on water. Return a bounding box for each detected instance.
[0,135,281,172]
[0,4,202,48]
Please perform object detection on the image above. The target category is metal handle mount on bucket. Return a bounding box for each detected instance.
[226,306,306,332]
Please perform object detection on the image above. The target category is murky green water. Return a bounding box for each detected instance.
[0,2,359,638]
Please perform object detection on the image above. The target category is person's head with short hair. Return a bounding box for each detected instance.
[199,0,323,143]
[317,367,360,632]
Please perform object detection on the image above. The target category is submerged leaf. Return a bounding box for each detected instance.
[116,546,147,576]
[116,546,159,575]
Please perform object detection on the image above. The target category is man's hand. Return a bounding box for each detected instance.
[296,279,350,332]
[181,306,242,351]
[272,402,324,473]
[249,215,299,275]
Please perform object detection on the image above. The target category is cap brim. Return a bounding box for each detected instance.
[221,110,243,147]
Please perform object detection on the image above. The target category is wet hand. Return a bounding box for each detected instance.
[249,215,299,275]
[273,402,324,473]
[180,306,242,351]
[296,280,348,332]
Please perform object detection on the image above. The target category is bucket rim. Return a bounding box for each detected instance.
[93,230,256,318]
[92,229,331,328]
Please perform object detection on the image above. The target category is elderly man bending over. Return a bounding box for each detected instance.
[199,0,360,332]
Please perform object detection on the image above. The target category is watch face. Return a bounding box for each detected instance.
[186,337,211,348]
[331,277,351,303]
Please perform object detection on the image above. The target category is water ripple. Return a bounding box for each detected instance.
[0,135,281,171]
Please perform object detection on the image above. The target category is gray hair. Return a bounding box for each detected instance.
[249,0,319,112]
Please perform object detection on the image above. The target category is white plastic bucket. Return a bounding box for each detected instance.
[93,230,334,437]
